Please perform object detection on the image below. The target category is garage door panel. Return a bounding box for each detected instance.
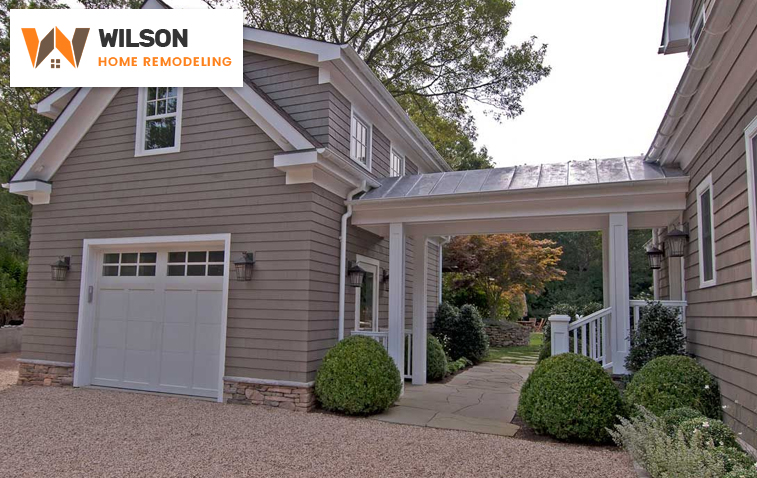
[195,324,221,353]
[160,351,193,388]
[192,353,219,390]
[125,321,156,351]
[123,350,157,384]
[162,323,194,353]
[164,290,197,324]
[96,319,127,349]
[127,290,161,321]
[93,347,125,381]
[98,290,128,320]
[197,291,222,324]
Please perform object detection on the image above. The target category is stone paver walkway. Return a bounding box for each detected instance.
[371,362,532,436]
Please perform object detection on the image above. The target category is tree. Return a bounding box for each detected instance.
[444,234,565,320]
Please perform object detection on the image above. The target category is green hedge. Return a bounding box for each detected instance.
[432,304,488,363]
[426,335,447,381]
[625,301,686,373]
[315,336,401,415]
[518,353,623,443]
[625,355,721,418]
[678,417,739,449]
[661,407,704,436]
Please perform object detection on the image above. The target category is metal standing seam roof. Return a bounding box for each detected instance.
[357,157,686,201]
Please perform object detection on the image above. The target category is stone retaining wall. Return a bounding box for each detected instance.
[224,379,315,412]
[17,361,74,387]
[484,321,531,348]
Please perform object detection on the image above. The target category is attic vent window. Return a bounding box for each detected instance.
[136,87,183,156]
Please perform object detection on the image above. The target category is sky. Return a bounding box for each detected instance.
[472,0,689,167]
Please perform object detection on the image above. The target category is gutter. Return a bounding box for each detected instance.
[338,180,368,341]
[645,0,739,165]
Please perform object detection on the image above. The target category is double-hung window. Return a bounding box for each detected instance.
[696,175,716,288]
[390,147,405,177]
[744,116,757,294]
[136,87,183,156]
[350,112,371,170]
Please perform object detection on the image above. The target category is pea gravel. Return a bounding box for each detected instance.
[0,359,634,478]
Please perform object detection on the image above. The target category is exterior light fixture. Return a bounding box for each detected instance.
[381,269,389,292]
[51,256,70,281]
[664,228,689,258]
[347,262,366,288]
[233,252,255,281]
[646,246,664,270]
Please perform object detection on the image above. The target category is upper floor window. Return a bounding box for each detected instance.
[350,112,371,170]
[136,87,183,156]
[696,175,716,288]
[390,147,405,177]
[690,7,706,54]
[744,116,757,295]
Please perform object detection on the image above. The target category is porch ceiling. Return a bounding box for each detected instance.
[350,157,689,237]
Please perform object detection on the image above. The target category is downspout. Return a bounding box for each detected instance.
[438,236,451,303]
[338,181,368,340]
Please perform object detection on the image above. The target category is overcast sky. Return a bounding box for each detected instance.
[473,0,689,167]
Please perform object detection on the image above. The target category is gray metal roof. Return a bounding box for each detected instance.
[358,157,685,201]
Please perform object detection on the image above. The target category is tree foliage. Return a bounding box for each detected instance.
[444,234,564,320]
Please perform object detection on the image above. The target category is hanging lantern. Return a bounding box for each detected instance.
[646,246,664,270]
[347,262,366,288]
[664,228,688,258]
[51,256,70,281]
[233,252,255,281]
[381,269,389,292]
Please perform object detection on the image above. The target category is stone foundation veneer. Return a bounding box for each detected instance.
[17,359,74,387]
[223,376,315,412]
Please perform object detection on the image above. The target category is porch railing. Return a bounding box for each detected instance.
[570,307,612,367]
[350,329,413,379]
[630,300,687,336]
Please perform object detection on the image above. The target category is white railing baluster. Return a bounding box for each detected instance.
[351,329,413,379]
[581,324,587,356]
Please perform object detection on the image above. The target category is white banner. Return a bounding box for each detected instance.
[10,9,243,87]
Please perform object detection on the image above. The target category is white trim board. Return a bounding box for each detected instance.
[72,233,231,403]
[744,115,757,295]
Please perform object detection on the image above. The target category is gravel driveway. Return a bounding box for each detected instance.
[0,357,634,478]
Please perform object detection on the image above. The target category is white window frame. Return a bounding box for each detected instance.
[744,116,757,295]
[389,144,406,177]
[135,87,183,157]
[696,175,717,288]
[690,6,706,54]
[354,254,380,332]
[349,108,372,172]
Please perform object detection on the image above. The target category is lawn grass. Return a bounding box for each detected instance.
[486,332,543,365]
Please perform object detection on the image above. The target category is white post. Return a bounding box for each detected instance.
[412,236,428,385]
[388,222,406,381]
[549,315,570,356]
[609,213,630,374]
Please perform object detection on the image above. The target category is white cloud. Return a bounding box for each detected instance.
[471,0,689,167]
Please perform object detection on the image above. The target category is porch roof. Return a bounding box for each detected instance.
[358,157,684,201]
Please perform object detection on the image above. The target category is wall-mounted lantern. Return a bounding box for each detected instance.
[233,252,255,281]
[347,261,366,288]
[664,227,689,258]
[646,246,664,270]
[51,256,70,281]
[381,269,389,292]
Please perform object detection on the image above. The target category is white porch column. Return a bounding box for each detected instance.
[411,236,428,385]
[609,213,630,374]
[388,222,406,380]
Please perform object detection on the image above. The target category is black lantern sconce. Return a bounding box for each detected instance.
[51,256,70,281]
[664,227,689,258]
[347,261,366,288]
[381,269,389,292]
[646,246,664,270]
[234,252,255,281]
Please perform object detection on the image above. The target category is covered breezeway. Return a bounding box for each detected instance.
[347,157,689,384]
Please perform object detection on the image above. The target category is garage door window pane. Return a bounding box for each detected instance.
[187,265,206,276]
[168,252,186,263]
[103,265,119,276]
[120,266,137,276]
[208,251,224,262]
[121,253,138,264]
[188,251,206,262]
[140,253,157,264]
[104,253,120,264]
[168,265,185,276]
[207,264,224,276]
[138,265,156,277]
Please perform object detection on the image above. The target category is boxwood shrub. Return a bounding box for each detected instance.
[427,335,447,381]
[625,355,721,418]
[432,303,488,364]
[625,301,686,373]
[661,407,704,435]
[678,417,739,449]
[315,336,401,415]
[518,353,623,443]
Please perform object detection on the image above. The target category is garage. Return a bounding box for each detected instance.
[75,235,230,400]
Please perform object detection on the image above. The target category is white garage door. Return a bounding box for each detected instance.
[91,248,225,398]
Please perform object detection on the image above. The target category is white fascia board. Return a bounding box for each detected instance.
[35,87,77,119]
[660,0,693,55]
[274,148,379,198]
[12,87,120,184]
[243,28,342,62]
[4,180,52,205]
[219,83,314,152]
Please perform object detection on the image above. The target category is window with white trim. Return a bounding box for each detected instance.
[390,147,405,177]
[744,116,757,295]
[690,7,706,54]
[136,87,182,156]
[350,112,371,169]
[696,175,716,288]
[167,250,225,277]
[354,255,380,332]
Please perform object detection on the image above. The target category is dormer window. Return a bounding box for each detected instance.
[136,87,183,156]
[350,111,371,170]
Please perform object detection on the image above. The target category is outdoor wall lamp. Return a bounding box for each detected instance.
[51,256,70,281]
[664,227,689,258]
[233,252,255,281]
[347,261,366,288]
[646,246,664,270]
[381,269,389,292]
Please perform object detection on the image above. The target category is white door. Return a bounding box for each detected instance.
[91,248,225,398]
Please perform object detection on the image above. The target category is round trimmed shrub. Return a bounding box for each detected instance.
[518,353,623,443]
[625,355,721,418]
[315,336,401,415]
[661,407,704,435]
[715,447,756,473]
[427,335,447,381]
[679,417,739,448]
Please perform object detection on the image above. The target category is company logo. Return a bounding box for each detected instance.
[21,27,89,69]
